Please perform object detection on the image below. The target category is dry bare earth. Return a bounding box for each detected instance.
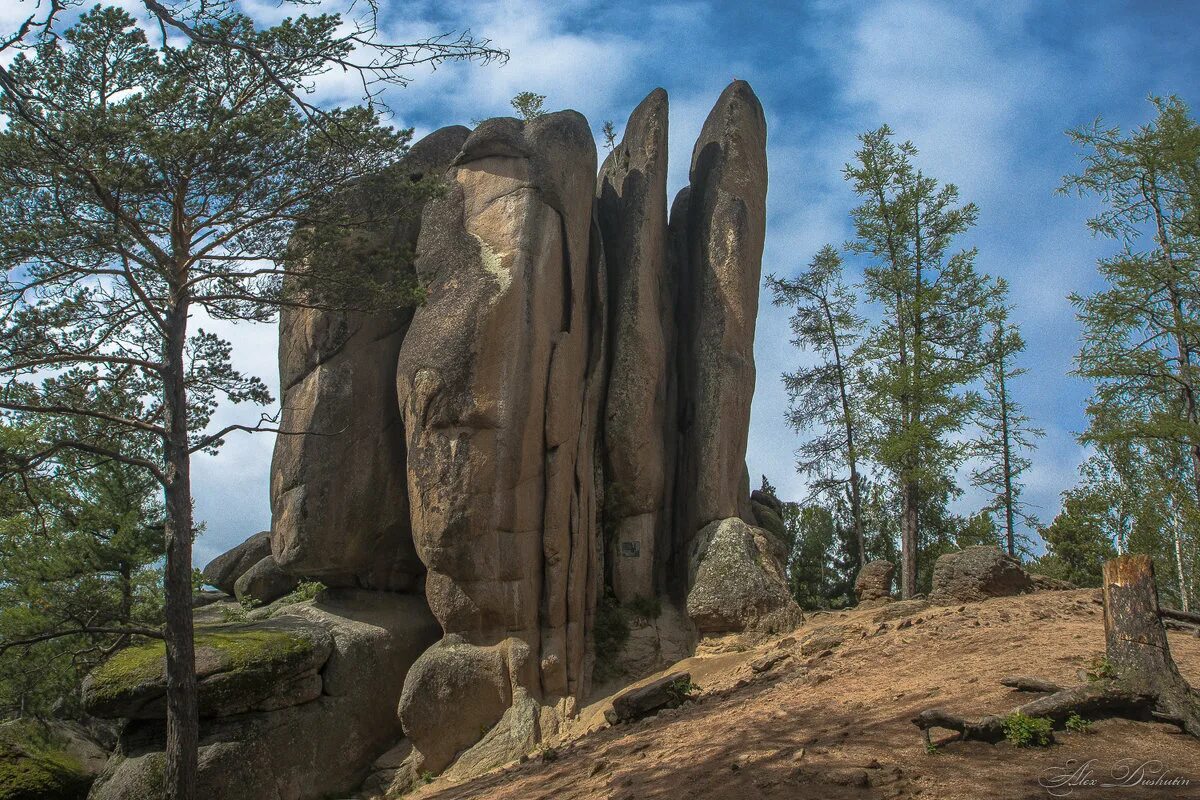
[405,590,1200,800]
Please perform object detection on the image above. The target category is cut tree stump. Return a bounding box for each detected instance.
[913,554,1200,746]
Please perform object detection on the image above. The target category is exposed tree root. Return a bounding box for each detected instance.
[913,555,1200,748]
[998,676,1063,694]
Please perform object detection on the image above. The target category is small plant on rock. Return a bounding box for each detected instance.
[1002,712,1054,747]
[666,676,700,705]
[1086,654,1116,682]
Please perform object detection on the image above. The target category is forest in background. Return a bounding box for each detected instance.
[770,98,1200,613]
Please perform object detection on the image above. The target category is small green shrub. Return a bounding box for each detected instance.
[626,594,662,623]
[666,676,699,705]
[1064,712,1091,733]
[592,594,630,683]
[1003,712,1054,747]
[1086,654,1116,682]
[276,580,326,607]
[924,739,939,755]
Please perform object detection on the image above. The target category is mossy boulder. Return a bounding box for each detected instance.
[81,618,332,719]
[0,720,104,800]
[88,591,441,800]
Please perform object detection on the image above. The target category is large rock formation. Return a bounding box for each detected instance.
[672,80,768,546]
[393,110,605,772]
[135,81,780,793]
[269,126,469,591]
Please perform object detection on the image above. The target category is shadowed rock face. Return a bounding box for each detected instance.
[673,80,768,551]
[269,125,470,592]
[596,88,672,604]
[394,110,605,772]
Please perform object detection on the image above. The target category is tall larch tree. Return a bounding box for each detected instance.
[844,126,999,598]
[971,286,1043,557]
[768,245,870,568]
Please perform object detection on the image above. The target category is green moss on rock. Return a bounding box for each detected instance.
[83,620,333,719]
[0,721,92,800]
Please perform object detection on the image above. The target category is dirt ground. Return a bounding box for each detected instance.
[407,589,1200,800]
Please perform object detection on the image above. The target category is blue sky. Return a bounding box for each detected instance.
[161,0,1200,565]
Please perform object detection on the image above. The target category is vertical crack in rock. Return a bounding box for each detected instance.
[595,87,672,605]
[269,125,470,592]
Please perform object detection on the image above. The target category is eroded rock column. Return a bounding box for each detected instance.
[394,113,604,773]
[596,88,672,604]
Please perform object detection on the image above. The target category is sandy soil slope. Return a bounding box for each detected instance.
[408,589,1200,800]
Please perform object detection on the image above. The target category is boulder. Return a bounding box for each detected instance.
[686,517,800,635]
[750,499,787,543]
[82,617,333,720]
[201,531,270,594]
[233,556,299,606]
[604,671,692,724]
[394,110,604,770]
[270,125,469,591]
[88,591,439,800]
[750,489,783,516]
[1030,573,1075,591]
[929,546,1034,604]
[0,718,108,800]
[672,81,768,549]
[855,560,895,606]
[596,88,673,604]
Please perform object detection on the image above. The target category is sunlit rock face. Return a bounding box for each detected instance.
[262,81,784,784]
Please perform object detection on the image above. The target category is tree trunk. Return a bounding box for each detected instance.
[900,476,918,599]
[1172,504,1191,613]
[997,346,1016,557]
[1103,554,1200,735]
[162,304,198,800]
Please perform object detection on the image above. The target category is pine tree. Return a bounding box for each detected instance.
[844,126,1000,597]
[0,9,497,797]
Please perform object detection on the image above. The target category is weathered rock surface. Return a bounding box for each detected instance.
[270,125,469,591]
[394,111,604,773]
[233,555,300,606]
[596,88,673,604]
[604,670,691,724]
[686,517,800,635]
[201,531,270,594]
[929,546,1035,604]
[0,718,108,800]
[608,604,695,683]
[855,560,895,606]
[673,81,768,548]
[1030,573,1075,591]
[750,498,787,543]
[82,617,332,720]
[255,82,772,785]
[88,591,439,800]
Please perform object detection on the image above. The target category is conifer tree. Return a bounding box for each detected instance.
[844,126,1000,597]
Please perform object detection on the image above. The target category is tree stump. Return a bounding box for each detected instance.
[912,554,1200,745]
[1103,555,1200,735]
